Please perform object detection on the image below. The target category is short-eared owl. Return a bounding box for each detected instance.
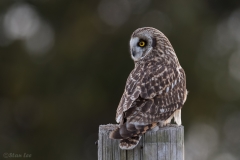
[109,27,187,150]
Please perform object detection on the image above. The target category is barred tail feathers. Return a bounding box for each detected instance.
[109,122,158,150]
[119,136,141,150]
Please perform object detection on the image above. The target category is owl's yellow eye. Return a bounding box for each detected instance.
[138,41,146,47]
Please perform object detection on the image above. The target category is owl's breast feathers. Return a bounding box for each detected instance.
[116,61,186,124]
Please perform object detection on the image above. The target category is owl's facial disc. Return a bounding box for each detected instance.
[130,37,152,61]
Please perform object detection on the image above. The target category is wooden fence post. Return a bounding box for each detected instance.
[98,124,184,160]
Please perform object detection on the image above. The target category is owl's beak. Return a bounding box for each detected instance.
[131,48,143,61]
[131,49,136,57]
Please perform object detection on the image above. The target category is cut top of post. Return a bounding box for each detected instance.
[98,124,184,160]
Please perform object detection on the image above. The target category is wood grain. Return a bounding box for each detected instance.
[98,124,184,160]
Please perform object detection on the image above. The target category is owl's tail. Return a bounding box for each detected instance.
[109,122,158,150]
[109,126,142,150]
[119,136,141,150]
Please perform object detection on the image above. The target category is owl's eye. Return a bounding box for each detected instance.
[138,40,146,47]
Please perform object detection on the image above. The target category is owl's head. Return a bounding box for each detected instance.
[129,27,171,62]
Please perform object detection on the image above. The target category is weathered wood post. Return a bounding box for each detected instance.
[98,124,184,160]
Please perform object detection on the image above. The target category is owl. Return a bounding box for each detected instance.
[109,27,187,150]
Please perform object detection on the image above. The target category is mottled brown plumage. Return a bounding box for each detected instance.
[109,27,187,150]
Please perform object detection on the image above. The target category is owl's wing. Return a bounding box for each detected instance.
[116,63,186,124]
[126,66,186,125]
[111,64,186,150]
[116,64,143,123]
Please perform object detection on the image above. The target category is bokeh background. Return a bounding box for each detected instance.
[0,0,240,159]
